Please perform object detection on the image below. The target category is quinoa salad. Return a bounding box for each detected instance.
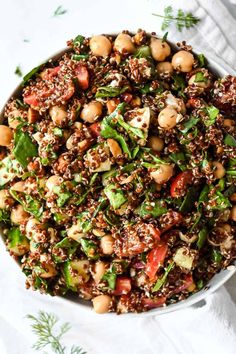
[1,30,236,314]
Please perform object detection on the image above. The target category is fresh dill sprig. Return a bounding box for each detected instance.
[14,65,23,78]
[27,311,86,354]
[53,5,68,17]
[152,6,200,32]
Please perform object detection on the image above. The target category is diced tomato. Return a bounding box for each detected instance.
[89,122,101,137]
[170,170,193,198]
[62,82,75,101]
[148,225,161,242]
[121,93,133,103]
[186,98,203,109]
[146,242,168,280]
[41,66,60,80]
[142,296,166,309]
[75,65,89,90]
[173,274,194,294]
[161,211,183,233]
[113,277,132,295]
[24,93,39,108]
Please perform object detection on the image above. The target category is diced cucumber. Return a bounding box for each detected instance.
[63,259,90,290]
[173,247,194,270]
[7,227,29,256]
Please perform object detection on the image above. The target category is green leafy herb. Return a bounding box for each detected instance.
[23,64,44,85]
[102,266,117,290]
[53,238,77,263]
[80,239,98,259]
[134,46,152,59]
[0,209,10,223]
[72,54,89,61]
[179,187,199,213]
[197,227,207,249]
[13,129,38,168]
[172,73,186,97]
[224,134,236,147]
[211,249,222,264]
[27,311,86,354]
[116,115,145,139]
[95,85,129,98]
[15,98,28,109]
[197,279,204,290]
[198,185,209,206]
[138,82,163,94]
[152,262,174,292]
[180,116,199,134]
[53,5,67,17]
[104,183,127,209]
[152,6,200,32]
[197,54,207,68]
[210,190,231,210]
[10,191,43,219]
[15,65,23,77]
[0,157,22,186]
[139,199,167,218]
[204,106,219,126]
[194,72,207,83]
[169,152,186,171]
[53,186,71,207]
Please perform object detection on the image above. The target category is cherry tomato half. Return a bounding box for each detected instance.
[170,170,193,198]
[146,242,168,280]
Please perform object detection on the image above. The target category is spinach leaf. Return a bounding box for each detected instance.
[101,118,131,158]
[116,115,145,139]
[7,227,29,250]
[102,266,117,290]
[13,129,38,168]
[80,238,98,259]
[211,190,231,210]
[211,249,222,263]
[139,199,167,217]
[53,127,63,137]
[169,152,186,171]
[204,106,219,127]
[138,82,163,94]
[0,209,10,223]
[104,184,127,209]
[10,190,43,219]
[197,54,207,68]
[95,85,129,98]
[23,64,44,85]
[172,73,186,97]
[194,72,207,83]
[198,185,209,206]
[180,116,199,134]
[152,262,174,292]
[224,134,236,147]
[53,186,71,207]
[197,227,207,249]
[134,46,152,59]
[53,238,78,263]
[179,187,199,213]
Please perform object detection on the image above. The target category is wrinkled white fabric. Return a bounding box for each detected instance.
[0,1,236,353]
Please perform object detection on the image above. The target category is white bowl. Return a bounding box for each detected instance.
[0,44,235,316]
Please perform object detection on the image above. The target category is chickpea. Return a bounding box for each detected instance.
[114,33,135,54]
[223,119,235,128]
[172,50,194,72]
[230,205,236,221]
[100,235,114,255]
[93,261,106,284]
[158,107,179,129]
[212,161,225,179]
[11,181,25,192]
[147,136,164,152]
[0,189,14,209]
[80,101,103,123]
[92,295,112,314]
[46,175,62,193]
[39,254,57,278]
[150,164,174,184]
[49,106,67,125]
[150,38,171,61]
[26,218,41,235]
[90,35,112,57]
[11,204,29,224]
[156,61,173,75]
[0,125,13,146]
[188,74,211,88]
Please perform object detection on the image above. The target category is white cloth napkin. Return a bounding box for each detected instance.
[0,0,236,353]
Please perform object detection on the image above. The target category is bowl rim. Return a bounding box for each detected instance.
[0,38,235,317]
